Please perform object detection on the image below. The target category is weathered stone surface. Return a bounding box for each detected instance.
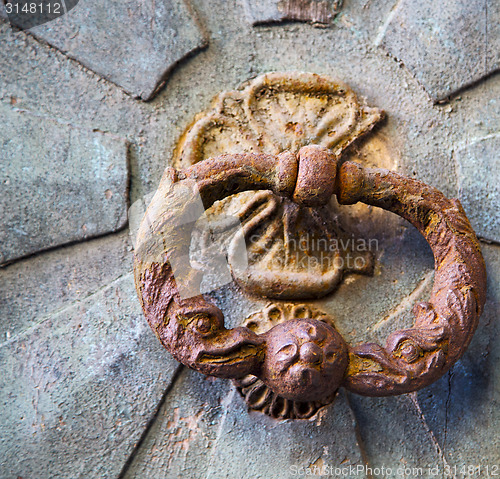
[0,273,180,479]
[0,230,132,342]
[243,0,342,25]
[347,394,446,476]
[380,0,499,101]
[202,390,367,479]
[456,134,500,243]
[124,368,367,479]
[0,21,156,202]
[417,243,500,473]
[21,0,206,100]
[318,225,435,345]
[123,368,231,479]
[0,103,128,265]
[1,0,499,475]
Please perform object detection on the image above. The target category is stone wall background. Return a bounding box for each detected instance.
[0,1,498,478]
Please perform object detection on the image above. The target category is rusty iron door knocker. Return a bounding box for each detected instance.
[134,73,486,419]
[134,143,486,415]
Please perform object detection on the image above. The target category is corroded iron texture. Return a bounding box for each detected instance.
[337,162,487,395]
[134,145,486,403]
[234,303,343,419]
[244,0,343,25]
[173,72,386,299]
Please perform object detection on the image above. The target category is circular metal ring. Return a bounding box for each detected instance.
[134,145,486,401]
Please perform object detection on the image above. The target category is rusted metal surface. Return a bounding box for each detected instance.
[244,0,343,26]
[173,72,386,300]
[338,162,487,395]
[234,303,345,419]
[134,145,486,404]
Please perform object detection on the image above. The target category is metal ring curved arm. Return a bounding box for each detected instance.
[337,163,486,395]
[134,150,302,379]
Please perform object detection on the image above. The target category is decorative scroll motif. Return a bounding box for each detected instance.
[173,72,385,299]
[134,145,486,406]
[234,303,342,419]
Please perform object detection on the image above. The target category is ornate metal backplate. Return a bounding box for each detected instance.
[173,72,387,299]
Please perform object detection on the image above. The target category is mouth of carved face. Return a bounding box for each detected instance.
[276,338,342,391]
[196,334,263,365]
[197,345,258,365]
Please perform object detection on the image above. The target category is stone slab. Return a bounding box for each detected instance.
[202,390,367,479]
[244,0,342,25]
[318,225,435,345]
[124,368,367,479]
[0,273,180,479]
[0,103,128,265]
[19,0,207,100]
[123,368,232,479]
[456,134,500,243]
[0,230,132,342]
[347,393,446,475]
[380,0,499,101]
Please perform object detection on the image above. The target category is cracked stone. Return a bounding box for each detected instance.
[380,0,499,101]
[12,0,207,100]
[201,389,367,479]
[319,225,434,346]
[0,273,180,479]
[456,134,500,243]
[0,231,132,342]
[124,367,367,479]
[0,103,129,265]
[122,368,232,479]
[347,393,446,473]
[243,0,342,25]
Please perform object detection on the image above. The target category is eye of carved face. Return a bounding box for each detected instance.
[195,316,213,335]
[261,319,349,402]
[395,339,422,363]
[276,342,298,365]
[175,312,221,338]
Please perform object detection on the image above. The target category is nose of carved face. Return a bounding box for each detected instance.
[261,318,349,402]
[300,342,323,365]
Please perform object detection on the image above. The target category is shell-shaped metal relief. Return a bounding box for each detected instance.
[174,72,385,299]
